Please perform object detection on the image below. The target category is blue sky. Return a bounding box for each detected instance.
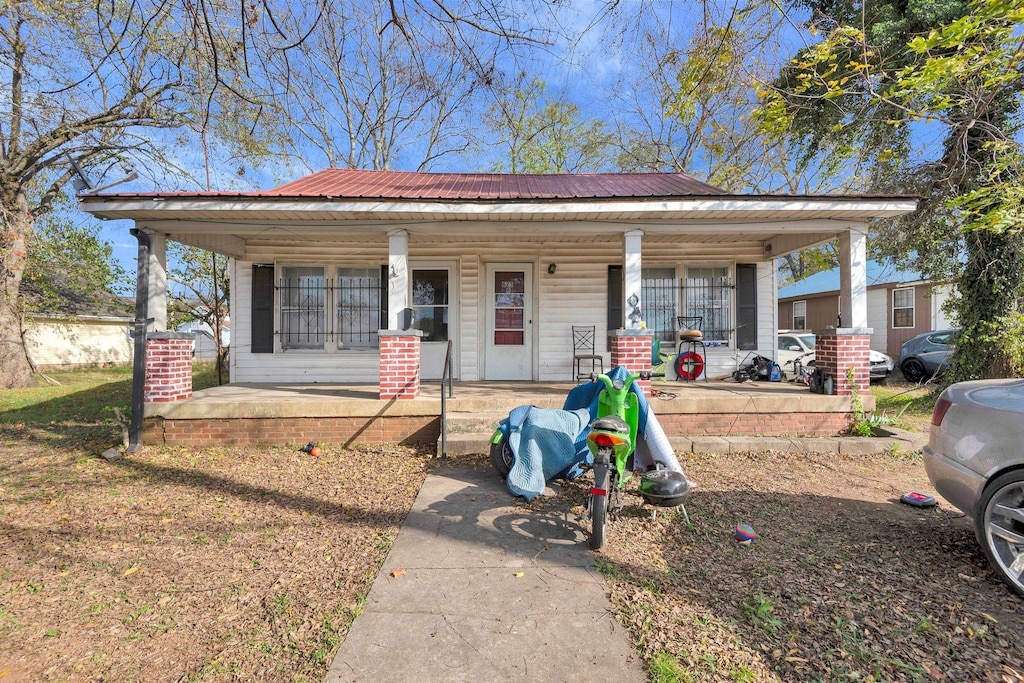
[79,0,801,280]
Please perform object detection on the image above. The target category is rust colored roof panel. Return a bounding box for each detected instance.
[268,169,728,200]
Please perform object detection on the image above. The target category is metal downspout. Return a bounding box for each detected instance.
[128,228,150,453]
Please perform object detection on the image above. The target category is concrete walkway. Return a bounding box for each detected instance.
[326,462,647,683]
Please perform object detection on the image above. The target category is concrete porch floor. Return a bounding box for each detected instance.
[144,377,872,421]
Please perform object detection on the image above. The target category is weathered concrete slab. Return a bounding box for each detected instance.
[325,463,646,683]
[690,436,730,454]
[726,436,793,453]
[839,437,891,455]
[788,437,842,454]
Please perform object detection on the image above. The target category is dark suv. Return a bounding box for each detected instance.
[898,329,958,383]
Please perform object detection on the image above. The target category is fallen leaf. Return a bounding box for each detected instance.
[979,612,997,623]
[390,568,406,578]
[123,565,140,577]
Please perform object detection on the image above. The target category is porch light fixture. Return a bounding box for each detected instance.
[547,263,557,274]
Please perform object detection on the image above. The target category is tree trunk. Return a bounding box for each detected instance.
[0,190,37,388]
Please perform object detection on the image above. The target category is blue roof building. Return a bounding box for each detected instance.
[778,258,952,359]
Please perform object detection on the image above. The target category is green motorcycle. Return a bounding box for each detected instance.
[584,370,645,550]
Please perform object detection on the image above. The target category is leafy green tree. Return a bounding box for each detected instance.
[758,0,1024,381]
[168,244,230,385]
[21,198,128,320]
[484,77,616,174]
[0,1,196,388]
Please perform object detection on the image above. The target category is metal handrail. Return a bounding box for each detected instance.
[439,339,454,458]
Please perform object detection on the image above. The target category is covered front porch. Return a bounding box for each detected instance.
[141,378,874,451]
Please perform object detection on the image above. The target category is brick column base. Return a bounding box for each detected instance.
[812,328,872,396]
[379,330,422,400]
[610,329,653,396]
[145,333,194,403]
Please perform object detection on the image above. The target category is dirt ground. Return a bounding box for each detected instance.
[0,438,429,682]
[3,432,1023,682]
[558,449,1024,683]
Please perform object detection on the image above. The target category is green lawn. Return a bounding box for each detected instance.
[870,382,939,432]
[0,363,221,449]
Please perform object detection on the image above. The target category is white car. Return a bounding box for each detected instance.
[777,332,894,383]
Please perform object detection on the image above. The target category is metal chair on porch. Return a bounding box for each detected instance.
[572,325,604,381]
[675,316,708,382]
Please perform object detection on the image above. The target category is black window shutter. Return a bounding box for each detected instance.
[379,264,389,330]
[736,263,757,350]
[607,265,623,352]
[251,264,275,353]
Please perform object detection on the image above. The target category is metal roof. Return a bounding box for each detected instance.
[266,169,728,199]
[84,168,916,203]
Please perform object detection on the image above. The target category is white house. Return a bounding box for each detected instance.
[81,169,917,389]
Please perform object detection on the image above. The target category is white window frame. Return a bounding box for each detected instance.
[683,264,732,345]
[793,300,807,330]
[276,262,384,353]
[641,266,677,344]
[279,265,327,351]
[336,266,382,349]
[892,287,915,329]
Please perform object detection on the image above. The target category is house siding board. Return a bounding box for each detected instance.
[232,239,777,385]
[867,288,887,352]
[25,318,133,369]
[931,284,954,329]
[756,261,775,357]
[539,263,608,381]
[886,285,936,358]
[807,294,838,330]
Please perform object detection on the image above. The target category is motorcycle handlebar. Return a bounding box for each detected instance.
[591,370,650,391]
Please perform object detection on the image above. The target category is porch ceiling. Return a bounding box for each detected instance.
[165,227,838,261]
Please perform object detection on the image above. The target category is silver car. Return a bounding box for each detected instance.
[925,378,1024,596]
[899,329,957,383]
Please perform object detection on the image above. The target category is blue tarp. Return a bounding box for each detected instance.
[504,406,592,501]
[499,366,684,500]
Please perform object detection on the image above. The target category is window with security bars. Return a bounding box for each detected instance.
[276,265,385,350]
[280,267,326,349]
[683,266,732,344]
[892,287,915,328]
[336,267,381,348]
[641,267,677,344]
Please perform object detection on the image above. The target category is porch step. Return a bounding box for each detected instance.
[438,412,507,456]
[444,412,508,434]
[438,433,496,457]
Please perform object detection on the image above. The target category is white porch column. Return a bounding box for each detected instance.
[387,229,410,329]
[839,227,868,329]
[146,229,168,332]
[623,229,644,329]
